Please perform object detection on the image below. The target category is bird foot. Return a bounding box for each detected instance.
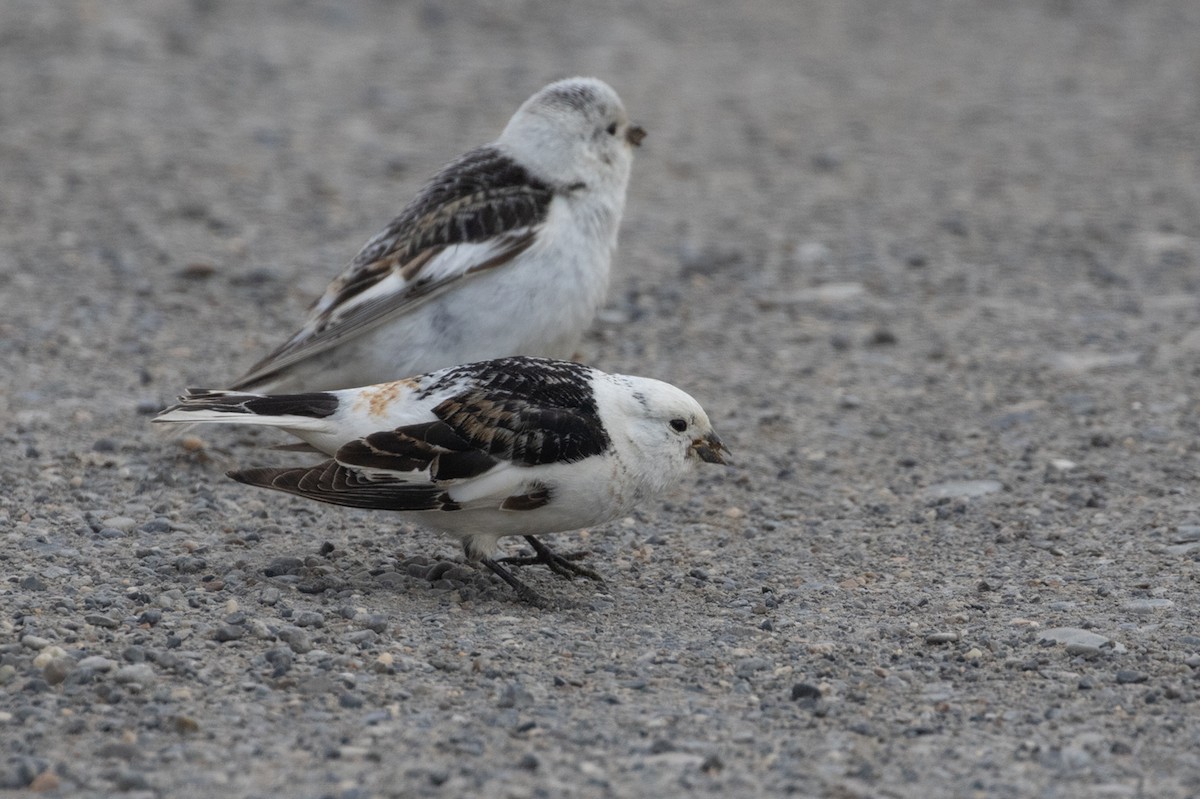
[480,557,552,608]
[498,535,604,583]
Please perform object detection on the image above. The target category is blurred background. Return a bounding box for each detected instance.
[3,1,1200,796]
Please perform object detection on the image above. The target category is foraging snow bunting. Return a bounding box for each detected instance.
[231,77,646,393]
[156,357,728,605]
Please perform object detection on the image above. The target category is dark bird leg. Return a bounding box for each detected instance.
[498,535,604,583]
[479,557,549,607]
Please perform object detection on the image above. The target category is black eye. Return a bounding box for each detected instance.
[605,122,618,136]
[669,418,688,433]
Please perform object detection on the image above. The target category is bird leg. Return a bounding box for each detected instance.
[479,557,550,607]
[498,535,604,583]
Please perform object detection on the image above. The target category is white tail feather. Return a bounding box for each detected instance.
[153,408,330,431]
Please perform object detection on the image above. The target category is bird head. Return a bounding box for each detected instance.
[500,77,644,192]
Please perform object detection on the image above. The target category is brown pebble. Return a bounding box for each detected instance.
[180,262,217,279]
[42,658,72,686]
[30,771,60,792]
[170,715,200,733]
[180,435,205,452]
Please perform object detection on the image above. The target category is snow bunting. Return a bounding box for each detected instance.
[231,77,646,394]
[155,357,728,605]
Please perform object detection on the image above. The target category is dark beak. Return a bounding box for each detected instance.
[690,431,730,465]
[626,125,647,147]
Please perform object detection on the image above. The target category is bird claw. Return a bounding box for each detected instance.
[499,536,604,583]
[479,557,552,608]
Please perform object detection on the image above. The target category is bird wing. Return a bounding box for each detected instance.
[231,146,555,390]
[426,357,612,466]
[226,358,612,512]
[227,419,521,512]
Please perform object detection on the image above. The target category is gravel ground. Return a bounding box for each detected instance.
[3,1,1200,797]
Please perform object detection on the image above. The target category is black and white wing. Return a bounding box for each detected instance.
[231,147,555,390]
[228,357,611,512]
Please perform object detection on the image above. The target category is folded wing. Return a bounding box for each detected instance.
[232,147,554,390]
[226,359,610,513]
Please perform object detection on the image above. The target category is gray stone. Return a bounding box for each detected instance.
[1123,598,1175,614]
[84,613,119,629]
[78,656,116,673]
[263,556,304,577]
[276,626,313,654]
[294,611,325,628]
[1173,525,1200,542]
[213,624,244,643]
[497,682,534,709]
[114,664,156,686]
[734,657,772,678]
[1039,628,1112,656]
[924,480,1003,500]
[362,614,389,634]
[1115,670,1148,684]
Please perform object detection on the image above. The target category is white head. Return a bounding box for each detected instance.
[598,373,729,495]
[498,77,645,194]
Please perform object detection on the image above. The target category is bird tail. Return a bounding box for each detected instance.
[152,388,340,432]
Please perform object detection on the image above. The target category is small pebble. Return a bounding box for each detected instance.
[114,664,156,686]
[1115,670,1148,685]
[111,769,150,792]
[77,656,116,673]
[924,480,1002,500]
[277,626,313,654]
[41,658,73,686]
[28,771,60,792]
[1039,627,1111,658]
[214,625,244,643]
[497,682,534,709]
[1123,598,1174,614]
[1174,525,1200,543]
[339,692,364,709]
[32,646,68,670]
[294,611,325,628]
[791,683,821,701]
[140,517,172,533]
[264,557,304,577]
[264,647,294,677]
[362,614,389,634]
[179,435,205,452]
